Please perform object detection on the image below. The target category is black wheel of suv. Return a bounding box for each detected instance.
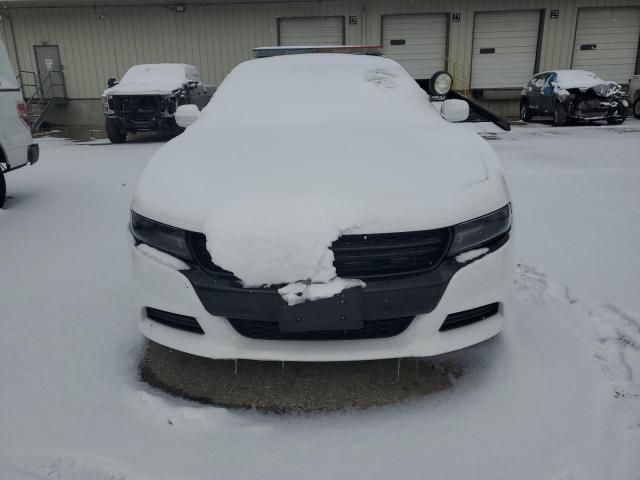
[520,101,532,122]
[0,168,6,209]
[553,103,567,127]
[607,104,628,125]
[106,118,127,144]
[168,117,185,137]
[634,99,640,119]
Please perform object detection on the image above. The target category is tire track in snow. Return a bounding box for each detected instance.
[515,263,640,410]
[0,453,173,480]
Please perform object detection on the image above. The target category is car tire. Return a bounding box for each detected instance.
[634,99,640,120]
[0,168,6,209]
[520,101,532,122]
[169,117,186,137]
[553,103,567,127]
[106,118,127,144]
[607,104,628,125]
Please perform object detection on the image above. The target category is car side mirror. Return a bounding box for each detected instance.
[441,99,469,123]
[107,77,118,88]
[175,104,201,128]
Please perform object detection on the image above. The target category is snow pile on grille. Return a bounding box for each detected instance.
[202,197,359,288]
[455,247,489,264]
[103,64,194,95]
[278,278,366,306]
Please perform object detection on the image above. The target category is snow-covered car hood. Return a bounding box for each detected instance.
[103,63,192,96]
[104,80,184,96]
[133,123,503,233]
[549,70,622,96]
[132,122,507,287]
[132,54,509,287]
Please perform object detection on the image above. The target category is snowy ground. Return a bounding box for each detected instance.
[1,120,639,479]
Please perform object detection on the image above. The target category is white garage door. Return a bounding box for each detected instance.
[572,8,640,84]
[278,17,344,46]
[471,10,541,89]
[382,14,448,79]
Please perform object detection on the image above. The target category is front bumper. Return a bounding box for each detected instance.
[570,98,627,121]
[132,237,515,361]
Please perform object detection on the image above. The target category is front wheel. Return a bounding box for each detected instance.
[0,168,6,209]
[553,103,567,126]
[105,118,127,144]
[607,104,628,125]
[634,99,640,119]
[520,101,532,122]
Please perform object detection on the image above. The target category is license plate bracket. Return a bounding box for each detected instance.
[279,288,364,332]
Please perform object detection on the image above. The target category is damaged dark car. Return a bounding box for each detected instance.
[520,70,628,126]
[102,64,211,143]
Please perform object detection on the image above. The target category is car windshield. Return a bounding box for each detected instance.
[202,54,440,127]
[552,70,606,89]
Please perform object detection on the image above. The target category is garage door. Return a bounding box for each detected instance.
[471,10,541,89]
[572,8,640,84]
[278,17,344,46]
[382,14,448,79]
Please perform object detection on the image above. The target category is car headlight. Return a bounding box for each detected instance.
[130,211,192,260]
[449,204,511,256]
[429,71,453,96]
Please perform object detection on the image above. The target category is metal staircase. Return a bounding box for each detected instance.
[18,70,68,132]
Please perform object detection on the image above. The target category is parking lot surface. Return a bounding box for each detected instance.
[1,120,639,479]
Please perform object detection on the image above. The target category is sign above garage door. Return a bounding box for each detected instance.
[471,10,542,89]
[572,7,640,84]
[382,14,448,80]
[278,16,345,46]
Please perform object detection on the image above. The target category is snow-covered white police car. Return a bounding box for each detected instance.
[130,54,514,361]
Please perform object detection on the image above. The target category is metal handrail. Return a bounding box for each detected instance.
[446,59,469,96]
[16,69,67,131]
[17,70,41,101]
[18,69,67,101]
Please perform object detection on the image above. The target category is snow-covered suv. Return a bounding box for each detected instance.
[103,64,210,143]
[130,54,515,361]
[0,34,39,208]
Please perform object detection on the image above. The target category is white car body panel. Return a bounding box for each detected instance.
[133,239,514,361]
[0,35,32,170]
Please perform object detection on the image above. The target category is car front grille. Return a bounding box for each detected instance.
[188,233,236,276]
[113,95,164,120]
[227,316,414,341]
[331,229,450,279]
[188,228,450,280]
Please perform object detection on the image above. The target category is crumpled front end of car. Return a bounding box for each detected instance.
[561,84,628,121]
[104,94,183,131]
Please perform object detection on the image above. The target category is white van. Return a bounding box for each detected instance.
[0,33,38,207]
